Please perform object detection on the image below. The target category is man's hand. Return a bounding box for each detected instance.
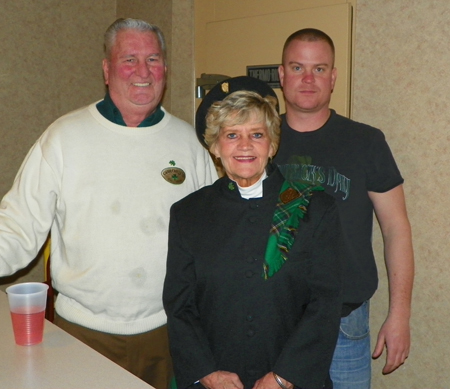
[200,370,244,389]
[372,314,411,374]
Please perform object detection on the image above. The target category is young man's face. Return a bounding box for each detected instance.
[279,39,337,115]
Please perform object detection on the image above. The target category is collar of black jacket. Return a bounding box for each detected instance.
[217,163,283,202]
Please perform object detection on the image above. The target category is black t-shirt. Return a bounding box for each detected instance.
[274,110,404,304]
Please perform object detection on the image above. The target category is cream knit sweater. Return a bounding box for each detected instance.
[0,102,217,334]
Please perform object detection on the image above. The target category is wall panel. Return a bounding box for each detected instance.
[353,1,449,387]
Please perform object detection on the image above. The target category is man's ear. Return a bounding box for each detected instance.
[331,67,337,92]
[278,65,285,88]
[102,59,110,85]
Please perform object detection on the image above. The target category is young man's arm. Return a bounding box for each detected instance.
[369,184,414,374]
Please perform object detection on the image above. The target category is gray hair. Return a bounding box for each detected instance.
[205,90,281,155]
[104,18,166,62]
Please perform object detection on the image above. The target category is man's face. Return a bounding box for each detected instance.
[278,39,336,115]
[102,29,167,116]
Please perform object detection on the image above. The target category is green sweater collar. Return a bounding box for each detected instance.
[96,93,164,127]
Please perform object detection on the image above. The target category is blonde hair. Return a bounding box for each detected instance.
[204,90,281,154]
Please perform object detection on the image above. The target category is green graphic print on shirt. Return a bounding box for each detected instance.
[278,155,351,201]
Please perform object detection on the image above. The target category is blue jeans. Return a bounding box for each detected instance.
[330,301,371,389]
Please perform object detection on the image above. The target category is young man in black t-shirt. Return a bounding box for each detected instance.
[274,28,414,389]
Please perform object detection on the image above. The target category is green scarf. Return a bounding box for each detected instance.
[263,180,323,279]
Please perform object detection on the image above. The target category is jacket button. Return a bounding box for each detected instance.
[247,329,255,337]
[246,315,254,322]
[245,271,253,278]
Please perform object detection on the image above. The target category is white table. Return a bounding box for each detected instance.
[0,292,154,389]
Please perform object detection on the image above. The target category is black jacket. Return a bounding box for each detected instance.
[163,167,344,389]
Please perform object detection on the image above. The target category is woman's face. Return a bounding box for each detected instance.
[212,113,274,187]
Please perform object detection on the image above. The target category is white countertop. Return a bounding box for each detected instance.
[0,292,154,389]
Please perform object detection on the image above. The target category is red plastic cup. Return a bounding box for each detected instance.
[6,282,49,346]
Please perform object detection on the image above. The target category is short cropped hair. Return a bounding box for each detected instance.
[104,18,166,62]
[205,90,281,155]
[282,28,335,65]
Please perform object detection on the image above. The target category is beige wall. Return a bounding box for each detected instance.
[354,1,448,387]
[0,1,115,199]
